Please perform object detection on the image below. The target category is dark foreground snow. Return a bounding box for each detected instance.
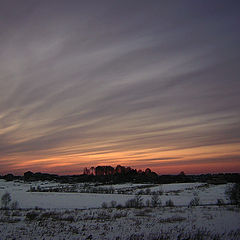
[0,206,240,240]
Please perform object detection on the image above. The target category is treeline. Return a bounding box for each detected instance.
[22,167,159,184]
[0,167,240,184]
[83,165,154,176]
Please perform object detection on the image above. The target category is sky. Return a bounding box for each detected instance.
[0,1,240,175]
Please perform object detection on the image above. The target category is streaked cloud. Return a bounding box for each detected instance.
[0,1,240,175]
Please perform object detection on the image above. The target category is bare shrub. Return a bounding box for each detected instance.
[113,211,128,219]
[135,209,152,217]
[12,210,22,217]
[11,201,19,210]
[1,192,11,209]
[34,206,42,210]
[145,188,151,195]
[158,216,186,223]
[128,233,144,240]
[116,204,123,209]
[134,195,144,208]
[108,186,114,194]
[226,183,240,206]
[25,211,39,221]
[189,197,200,207]
[217,199,225,206]
[39,211,60,221]
[110,200,117,208]
[96,211,111,220]
[60,215,75,222]
[145,199,151,207]
[125,198,136,208]
[165,199,174,207]
[158,187,164,195]
[102,202,108,208]
[125,195,143,208]
[177,229,221,240]
[0,217,21,223]
[138,190,145,195]
[151,194,161,207]
[147,232,170,240]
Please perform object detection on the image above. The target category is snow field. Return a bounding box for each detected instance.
[0,180,231,209]
[0,180,239,239]
[0,206,239,240]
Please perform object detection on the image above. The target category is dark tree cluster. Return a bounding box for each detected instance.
[83,165,158,183]
[1,168,239,185]
[24,171,59,182]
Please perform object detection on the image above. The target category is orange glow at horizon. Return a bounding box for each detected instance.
[1,142,240,176]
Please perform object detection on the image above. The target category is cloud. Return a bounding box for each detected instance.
[0,1,240,174]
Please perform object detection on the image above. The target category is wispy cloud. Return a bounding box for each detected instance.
[0,1,240,174]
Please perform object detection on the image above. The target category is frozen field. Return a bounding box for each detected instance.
[0,180,230,209]
[0,180,239,240]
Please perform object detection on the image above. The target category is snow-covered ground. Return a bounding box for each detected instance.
[0,180,239,240]
[0,206,239,240]
[0,180,231,209]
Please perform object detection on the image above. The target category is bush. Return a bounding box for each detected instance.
[226,183,240,206]
[165,199,174,207]
[189,197,200,207]
[101,202,108,208]
[1,192,11,209]
[145,199,151,207]
[113,211,127,219]
[217,199,225,206]
[11,201,19,210]
[26,211,39,221]
[116,204,123,209]
[60,215,75,222]
[125,198,136,208]
[125,195,143,208]
[110,200,117,208]
[39,211,59,220]
[145,188,151,195]
[134,195,144,208]
[151,194,161,207]
[138,190,145,195]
